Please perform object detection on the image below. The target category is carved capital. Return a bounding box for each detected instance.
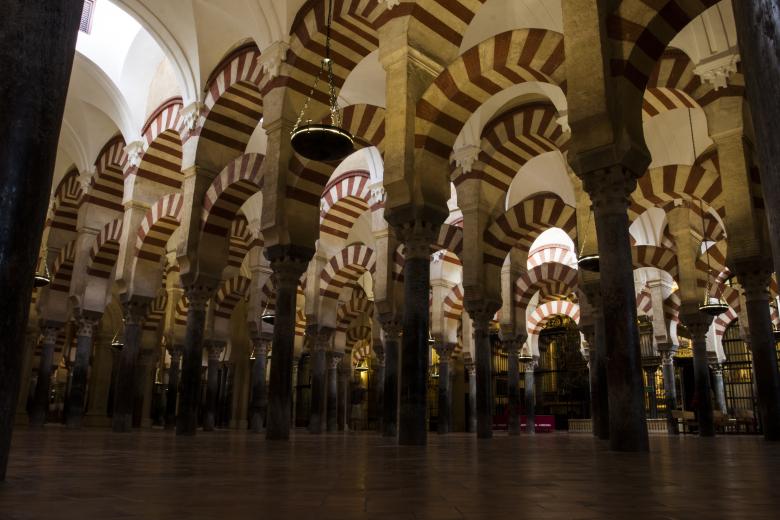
[329,352,343,369]
[76,314,100,338]
[123,141,145,168]
[180,101,204,133]
[266,245,312,289]
[433,342,455,360]
[378,0,401,9]
[694,49,740,91]
[464,301,500,331]
[121,297,150,326]
[395,221,439,260]
[581,165,636,217]
[379,314,402,340]
[207,342,225,361]
[451,145,481,173]
[167,344,183,363]
[680,313,713,341]
[40,324,61,346]
[737,268,772,303]
[184,284,214,312]
[314,327,334,351]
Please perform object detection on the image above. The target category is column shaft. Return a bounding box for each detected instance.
[29,329,59,427]
[661,352,679,434]
[327,355,340,432]
[249,342,268,433]
[507,344,521,436]
[164,349,182,429]
[66,320,95,428]
[266,250,309,440]
[0,0,83,481]
[474,324,493,439]
[399,255,430,445]
[437,357,452,434]
[525,365,536,434]
[374,360,385,433]
[586,169,648,451]
[591,309,610,439]
[712,367,727,415]
[308,338,328,434]
[467,365,477,433]
[203,346,222,431]
[176,288,210,436]
[682,317,715,437]
[645,367,659,419]
[113,300,147,432]
[381,321,400,437]
[338,364,350,431]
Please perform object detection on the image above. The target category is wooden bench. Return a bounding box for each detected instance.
[671,410,698,433]
[734,409,757,433]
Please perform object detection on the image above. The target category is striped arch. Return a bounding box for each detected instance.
[320,170,371,240]
[86,135,126,213]
[320,244,376,301]
[629,164,723,221]
[466,103,569,191]
[483,193,577,267]
[49,168,83,233]
[528,301,581,334]
[663,292,681,324]
[416,29,566,160]
[136,193,185,263]
[50,240,77,293]
[527,243,577,269]
[515,262,579,310]
[347,326,373,351]
[174,296,188,327]
[295,309,306,337]
[636,286,653,317]
[198,44,265,160]
[713,307,739,350]
[632,245,679,279]
[87,218,123,279]
[434,223,464,260]
[227,216,259,269]
[339,104,386,152]
[442,284,464,323]
[135,99,184,190]
[143,291,168,333]
[337,287,372,333]
[202,153,264,237]
[214,275,252,319]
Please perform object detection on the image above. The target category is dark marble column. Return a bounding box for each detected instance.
[681,313,715,437]
[467,307,498,439]
[379,316,401,437]
[338,353,351,431]
[582,281,610,440]
[203,342,224,432]
[133,349,155,428]
[249,335,269,433]
[113,299,149,432]
[505,337,522,436]
[327,353,341,432]
[644,366,659,419]
[0,0,83,481]
[164,345,183,429]
[524,359,537,434]
[29,325,61,427]
[176,285,213,436]
[266,247,311,440]
[290,358,299,427]
[711,364,727,415]
[583,167,648,451]
[66,314,99,428]
[434,343,454,435]
[398,228,435,446]
[732,3,780,308]
[466,364,477,433]
[373,346,385,433]
[659,347,679,434]
[738,269,780,440]
[309,328,332,434]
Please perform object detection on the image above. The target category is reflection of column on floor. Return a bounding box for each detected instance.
[644,365,659,419]
[524,358,537,434]
[659,346,679,435]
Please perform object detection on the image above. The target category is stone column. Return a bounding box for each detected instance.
[681,313,715,437]
[373,346,385,433]
[249,336,269,433]
[65,314,98,428]
[738,269,780,439]
[583,167,648,451]
[467,306,498,439]
[466,364,477,433]
[434,343,454,435]
[505,337,522,436]
[134,349,155,428]
[0,0,84,481]
[266,248,310,440]
[176,285,213,436]
[309,328,332,434]
[327,353,341,432]
[732,3,780,317]
[659,347,679,434]
[380,316,401,437]
[524,358,537,434]
[29,325,61,427]
[711,363,727,415]
[164,345,183,429]
[644,366,659,419]
[582,282,609,440]
[203,342,224,432]
[398,226,436,446]
[291,358,299,427]
[113,299,148,432]
[338,354,351,431]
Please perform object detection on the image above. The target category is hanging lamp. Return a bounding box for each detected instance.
[33,255,52,288]
[260,300,275,326]
[290,0,354,162]
[697,199,729,316]
[110,329,124,351]
[577,208,600,272]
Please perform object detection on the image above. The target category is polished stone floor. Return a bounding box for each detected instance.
[1,428,779,520]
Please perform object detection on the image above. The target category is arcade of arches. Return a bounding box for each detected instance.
[2,0,780,517]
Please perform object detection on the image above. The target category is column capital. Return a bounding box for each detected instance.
[465,363,476,376]
[314,327,334,351]
[736,266,772,303]
[266,245,312,288]
[379,314,402,339]
[75,312,101,338]
[121,297,151,326]
[258,39,290,79]
[183,283,216,312]
[207,342,226,361]
[166,344,184,361]
[40,322,62,345]
[679,312,714,340]
[433,342,455,360]
[393,220,440,260]
[329,352,343,369]
[581,165,637,217]
[464,301,500,331]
